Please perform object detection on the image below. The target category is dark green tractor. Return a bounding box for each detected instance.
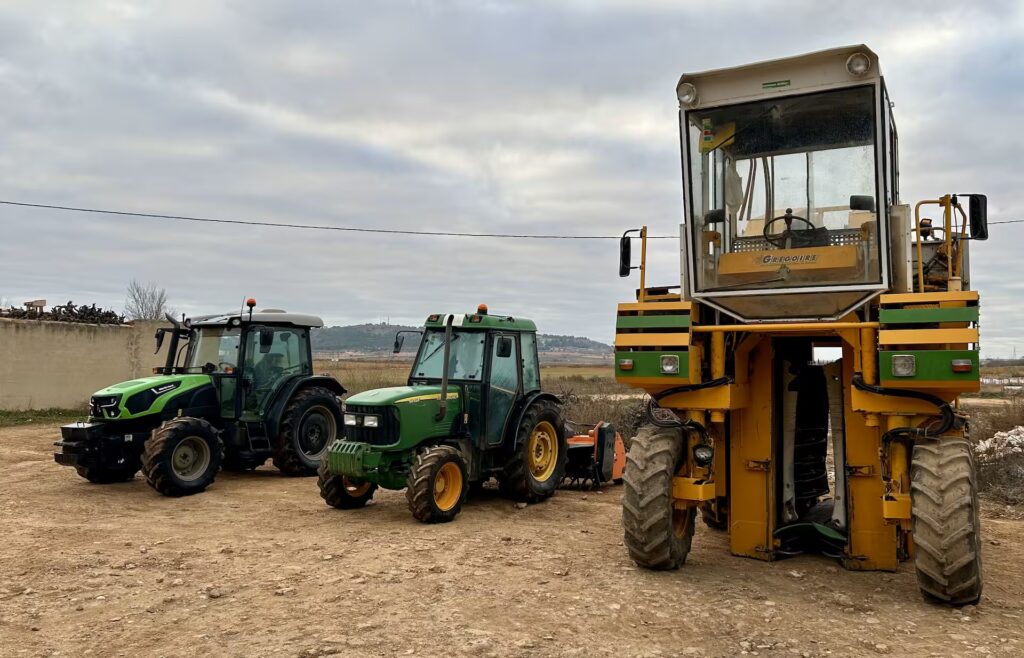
[54,301,345,496]
[318,306,567,523]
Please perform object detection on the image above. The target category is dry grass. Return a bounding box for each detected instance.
[970,396,1024,506]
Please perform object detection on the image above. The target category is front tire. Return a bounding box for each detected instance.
[318,458,377,509]
[406,445,468,523]
[911,438,983,606]
[273,387,343,476]
[499,400,567,503]
[142,418,222,497]
[622,424,695,570]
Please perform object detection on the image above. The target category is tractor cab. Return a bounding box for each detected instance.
[174,309,323,421]
[679,46,894,321]
[405,307,542,445]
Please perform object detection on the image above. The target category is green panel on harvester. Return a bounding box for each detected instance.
[615,351,689,378]
[879,350,979,382]
[879,307,979,324]
[616,314,691,329]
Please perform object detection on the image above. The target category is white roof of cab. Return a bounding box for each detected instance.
[191,309,324,328]
[678,44,881,109]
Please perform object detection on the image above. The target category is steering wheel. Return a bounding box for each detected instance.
[763,208,816,248]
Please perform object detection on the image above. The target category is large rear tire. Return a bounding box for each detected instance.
[911,438,983,606]
[498,400,567,503]
[142,418,222,497]
[622,424,695,570]
[273,387,343,476]
[406,445,467,523]
[318,457,377,509]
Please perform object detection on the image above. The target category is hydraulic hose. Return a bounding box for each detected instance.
[850,373,958,443]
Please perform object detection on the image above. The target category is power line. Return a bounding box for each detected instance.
[0,200,676,239]
[1,199,1019,241]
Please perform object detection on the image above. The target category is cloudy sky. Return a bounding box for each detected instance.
[0,1,1021,355]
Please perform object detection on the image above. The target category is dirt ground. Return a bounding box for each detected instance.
[2,424,1023,658]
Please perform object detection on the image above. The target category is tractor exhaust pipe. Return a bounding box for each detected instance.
[158,312,183,373]
[435,314,455,421]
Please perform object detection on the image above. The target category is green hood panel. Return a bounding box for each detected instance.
[345,385,460,407]
[94,374,210,398]
[92,374,213,420]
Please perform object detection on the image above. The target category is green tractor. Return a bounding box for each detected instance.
[54,300,346,496]
[318,305,567,522]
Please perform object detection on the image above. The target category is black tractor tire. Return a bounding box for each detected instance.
[142,418,222,497]
[622,424,695,570]
[406,445,468,523]
[318,457,377,509]
[498,400,567,503]
[272,387,343,477]
[911,438,983,606]
[74,460,140,484]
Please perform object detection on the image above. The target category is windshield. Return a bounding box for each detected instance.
[186,327,240,373]
[685,85,881,293]
[412,329,485,381]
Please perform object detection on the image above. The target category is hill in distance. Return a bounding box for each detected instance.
[312,323,611,362]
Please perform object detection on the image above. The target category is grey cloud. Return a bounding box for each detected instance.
[0,1,1022,355]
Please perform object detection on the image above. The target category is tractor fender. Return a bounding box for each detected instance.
[504,391,563,452]
[264,375,347,438]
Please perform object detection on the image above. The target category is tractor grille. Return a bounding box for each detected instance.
[344,405,400,446]
[89,395,121,419]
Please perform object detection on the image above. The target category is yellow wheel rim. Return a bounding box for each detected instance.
[433,462,463,511]
[343,477,371,497]
[527,421,558,482]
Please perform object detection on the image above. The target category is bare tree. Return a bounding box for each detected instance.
[125,279,170,321]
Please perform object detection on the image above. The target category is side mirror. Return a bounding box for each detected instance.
[496,336,513,358]
[850,195,875,212]
[618,235,632,278]
[703,208,726,224]
[393,334,405,354]
[154,328,166,354]
[968,194,988,240]
[259,328,274,353]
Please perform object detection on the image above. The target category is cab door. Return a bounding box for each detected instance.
[484,333,520,446]
[239,325,311,418]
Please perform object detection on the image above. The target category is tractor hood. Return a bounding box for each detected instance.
[345,385,460,407]
[89,374,212,420]
[93,374,210,398]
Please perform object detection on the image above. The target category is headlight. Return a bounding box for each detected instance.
[660,354,680,374]
[676,82,698,107]
[344,414,358,426]
[363,415,380,428]
[846,52,872,77]
[891,354,916,377]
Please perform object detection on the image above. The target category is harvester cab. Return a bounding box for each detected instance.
[615,46,986,605]
[54,301,346,496]
[318,305,569,522]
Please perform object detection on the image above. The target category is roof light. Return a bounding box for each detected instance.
[246,298,257,309]
[677,82,698,108]
[477,304,489,315]
[846,52,872,77]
